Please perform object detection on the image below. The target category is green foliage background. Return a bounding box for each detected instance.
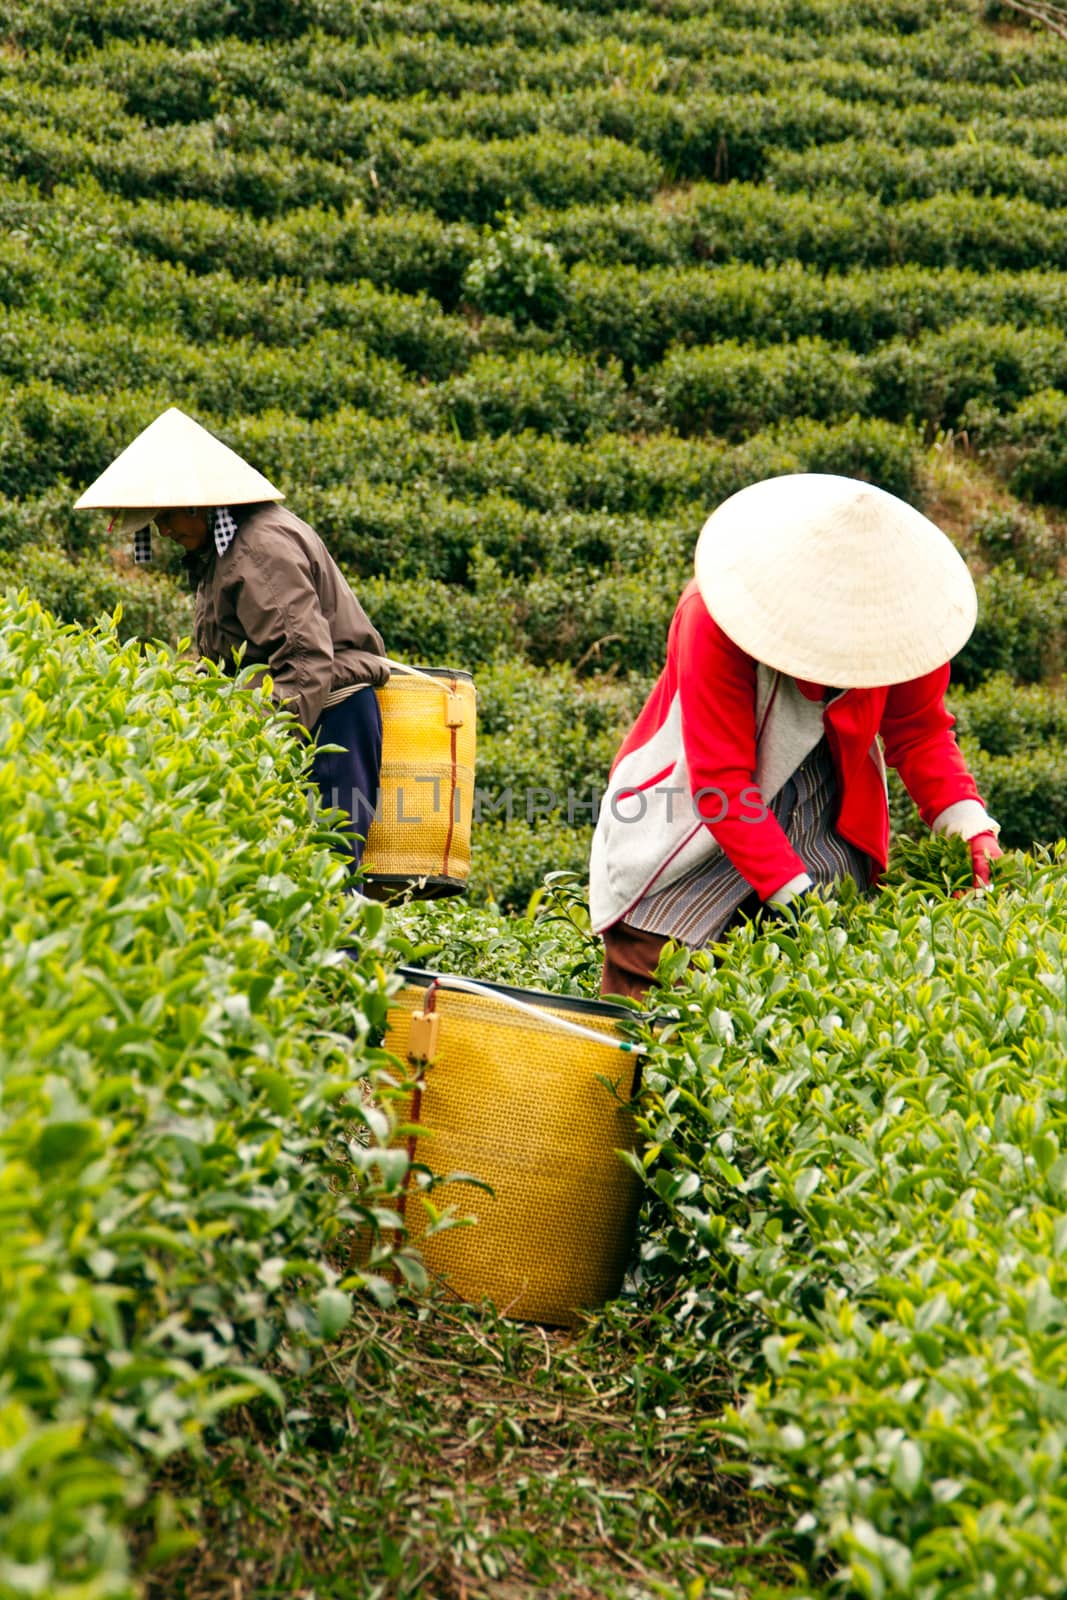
[0,0,1064,903]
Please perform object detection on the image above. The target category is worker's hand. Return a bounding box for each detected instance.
[762,880,813,924]
[968,830,1003,890]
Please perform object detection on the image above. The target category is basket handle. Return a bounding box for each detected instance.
[376,655,456,687]
[407,971,646,1056]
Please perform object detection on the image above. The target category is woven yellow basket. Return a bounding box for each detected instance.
[383,967,643,1329]
[363,664,476,899]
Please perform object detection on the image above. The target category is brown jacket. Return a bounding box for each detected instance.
[192,503,388,731]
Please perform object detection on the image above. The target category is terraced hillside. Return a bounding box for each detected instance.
[0,0,1065,907]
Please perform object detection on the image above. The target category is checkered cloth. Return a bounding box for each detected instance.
[212,505,238,557]
[132,507,238,564]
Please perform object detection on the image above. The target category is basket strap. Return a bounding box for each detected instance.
[410,971,646,1055]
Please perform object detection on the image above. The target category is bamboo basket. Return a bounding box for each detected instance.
[363,663,476,899]
[383,966,644,1328]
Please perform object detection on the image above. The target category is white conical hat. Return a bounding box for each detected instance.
[694,473,977,688]
[74,407,283,531]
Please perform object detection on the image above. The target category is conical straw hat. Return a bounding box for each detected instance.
[694,473,977,688]
[74,407,283,531]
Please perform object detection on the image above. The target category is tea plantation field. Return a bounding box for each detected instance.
[2,0,1067,1595]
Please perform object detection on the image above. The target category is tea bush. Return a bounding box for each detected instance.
[0,592,417,1594]
[0,540,193,643]
[643,336,871,439]
[307,485,695,585]
[104,263,479,379]
[633,850,1067,1597]
[0,312,423,424]
[967,747,1067,850]
[461,212,569,326]
[391,871,602,995]
[475,656,648,799]
[357,569,517,667]
[467,813,596,911]
[566,261,1067,366]
[769,137,1067,209]
[864,321,1067,430]
[971,505,1061,578]
[953,567,1067,689]
[435,349,631,442]
[116,193,479,303]
[950,674,1067,758]
[1001,388,1067,508]
[374,131,662,223]
[0,485,93,555]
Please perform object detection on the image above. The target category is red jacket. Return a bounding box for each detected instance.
[597,581,987,911]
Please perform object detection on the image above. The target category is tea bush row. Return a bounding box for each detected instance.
[29,24,1067,122]
[301,485,696,586]
[112,192,477,305]
[467,814,596,912]
[564,261,1067,367]
[36,182,1067,336]
[769,137,1067,209]
[12,381,921,521]
[0,108,357,219]
[2,113,663,222]
[7,0,1062,85]
[974,387,1067,509]
[8,303,1067,454]
[967,746,1067,851]
[645,322,1067,440]
[13,110,1067,232]
[531,185,1067,276]
[474,655,649,799]
[15,182,1067,339]
[106,261,481,378]
[0,312,424,426]
[0,592,417,1594]
[970,501,1061,578]
[360,560,681,677]
[633,852,1067,1595]
[952,567,1067,690]
[0,539,193,643]
[951,674,1067,757]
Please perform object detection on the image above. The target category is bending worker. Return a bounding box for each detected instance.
[589,472,1002,1000]
[75,406,388,867]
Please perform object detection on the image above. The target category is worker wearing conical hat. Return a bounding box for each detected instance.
[590,473,1002,1000]
[75,408,389,869]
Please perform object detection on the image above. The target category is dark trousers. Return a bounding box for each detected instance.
[310,689,383,869]
[600,922,670,1002]
[600,892,763,1001]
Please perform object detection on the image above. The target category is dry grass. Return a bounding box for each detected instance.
[919,432,1067,576]
[137,1298,791,1600]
